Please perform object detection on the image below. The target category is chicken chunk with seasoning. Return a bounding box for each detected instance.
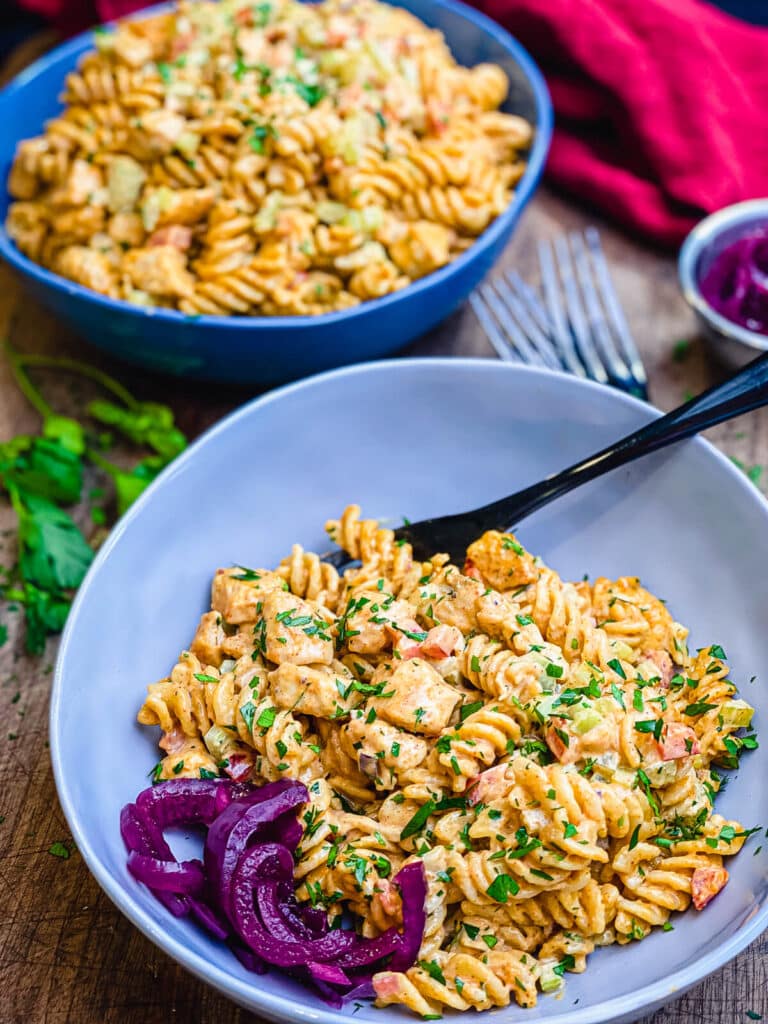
[189,610,226,667]
[341,591,421,655]
[415,566,486,635]
[123,245,195,299]
[269,660,358,719]
[464,529,538,591]
[262,591,334,666]
[211,567,287,624]
[368,658,460,735]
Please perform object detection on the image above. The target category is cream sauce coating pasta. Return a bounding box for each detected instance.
[6,0,532,316]
[137,505,756,1014]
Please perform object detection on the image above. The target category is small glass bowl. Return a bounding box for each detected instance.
[678,199,768,368]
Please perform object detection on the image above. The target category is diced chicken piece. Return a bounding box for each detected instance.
[344,591,418,655]
[416,568,485,635]
[262,591,334,666]
[113,26,154,67]
[464,530,538,591]
[211,567,286,624]
[642,649,675,688]
[691,866,728,910]
[149,224,192,250]
[123,245,195,298]
[49,205,105,240]
[54,246,117,297]
[135,109,187,155]
[368,658,460,735]
[158,187,216,227]
[269,661,357,719]
[466,763,511,806]
[235,27,267,64]
[8,151,40,199]
[189,610,226,667]
[109,212,146,247]
[389,221,452,278]
[420,625,464,659]
[656,722,700,761]
[220,625,256,660]
[49,159,104,208]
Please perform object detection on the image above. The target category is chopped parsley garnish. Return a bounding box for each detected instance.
[400,800,435,840]
[486,872,520,902]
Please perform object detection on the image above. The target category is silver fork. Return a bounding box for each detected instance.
[470,227,648,399]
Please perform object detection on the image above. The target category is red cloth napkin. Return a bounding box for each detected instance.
[18,0,148,38]
[470,0,768,246]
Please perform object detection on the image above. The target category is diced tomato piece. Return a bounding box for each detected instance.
[224,754,253,782]
[463,558,482,581]
[691,865,728,910]
[643,649,674,688]
[426,98,451,134]
[387,616,424,660]
[421,625,463,660]
[159,726,186,755]
[466,763,508,805]
[393,633,422,660]
[373,973,402,1000]
[377,879,402,916]
[545,722,579,764]
[148,225,192,250]
[656,722,700,761]
[170,33,194,59]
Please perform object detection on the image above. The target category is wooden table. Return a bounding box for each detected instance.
[0,35,766,1017]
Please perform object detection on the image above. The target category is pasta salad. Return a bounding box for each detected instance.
[6,0,532,316]
[136,504,758,1015]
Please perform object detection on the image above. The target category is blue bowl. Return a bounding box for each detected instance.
[0,1,552,384]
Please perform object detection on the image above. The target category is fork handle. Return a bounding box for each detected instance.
[478,350,768,528]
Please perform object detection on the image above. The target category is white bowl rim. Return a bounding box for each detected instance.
[50,357,768,1024]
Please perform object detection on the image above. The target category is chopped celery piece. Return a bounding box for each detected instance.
[720,699,754,729]
[572,702,602,735]
[539,965,563,993]
[204,724,238,762]
[643,760,677,786]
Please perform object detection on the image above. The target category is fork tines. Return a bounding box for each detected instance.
[470,228,648,398]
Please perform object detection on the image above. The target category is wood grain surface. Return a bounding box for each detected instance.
[0,41,766,1024]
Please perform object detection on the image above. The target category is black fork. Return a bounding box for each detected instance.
[321,351,768,568]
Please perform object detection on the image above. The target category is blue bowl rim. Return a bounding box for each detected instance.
[50,356,768,1024]
[0,0,552,332]
[678,198,768,354]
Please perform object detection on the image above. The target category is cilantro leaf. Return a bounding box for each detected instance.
[15,491,93,590]
[87,399,186,461]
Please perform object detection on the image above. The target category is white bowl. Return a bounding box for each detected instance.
[51,358,768,1023]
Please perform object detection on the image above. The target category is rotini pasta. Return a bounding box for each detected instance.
[5,0,532,316]
[136,505,758,1014]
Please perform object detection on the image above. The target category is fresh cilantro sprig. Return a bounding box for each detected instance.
[0,344,187,652]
